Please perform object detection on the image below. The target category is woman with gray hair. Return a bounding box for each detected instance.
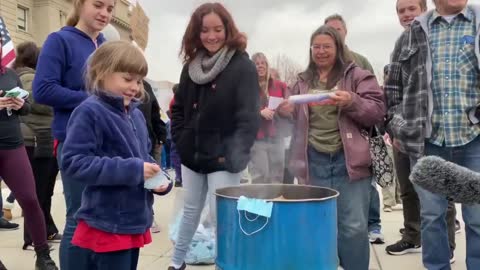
[249,52,290,184]
[278,25,385,269]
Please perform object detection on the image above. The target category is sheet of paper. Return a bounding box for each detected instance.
[5,87,29,99]
[288,93,331,104]
[268,96,284,110]
[144,171,171,190]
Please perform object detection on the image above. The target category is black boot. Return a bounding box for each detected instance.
[0,258,7,270]
[35,246,58,270]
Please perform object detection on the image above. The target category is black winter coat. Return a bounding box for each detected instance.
[171,51,260,174]
[138,80,167,155]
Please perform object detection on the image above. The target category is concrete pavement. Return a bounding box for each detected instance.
[1,182,468,270]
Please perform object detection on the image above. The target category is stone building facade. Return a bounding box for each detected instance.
[0,0,148,47]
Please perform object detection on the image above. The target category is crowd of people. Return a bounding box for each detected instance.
[1,0,480,269]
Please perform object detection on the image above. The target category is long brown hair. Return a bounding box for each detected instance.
[13,41,39,70]
[180,2,247,64]
[302,25,352,89]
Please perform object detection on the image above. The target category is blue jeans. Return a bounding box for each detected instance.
[57,143,94,270]
[368,180,382,232]
[308,147,371,270]
[90,248,139,270]
[412,137,480,270]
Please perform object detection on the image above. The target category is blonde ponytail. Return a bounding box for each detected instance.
[66,0,85,26]
[66,13,80,27]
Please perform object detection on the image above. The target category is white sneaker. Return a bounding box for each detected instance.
[151,220,161,233]
[392,204,403,210]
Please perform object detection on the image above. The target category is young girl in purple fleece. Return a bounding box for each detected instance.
[61,41,172,270]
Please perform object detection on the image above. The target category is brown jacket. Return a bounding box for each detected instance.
[288,63,386,183]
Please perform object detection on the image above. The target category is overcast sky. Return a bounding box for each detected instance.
[138,0,480,83]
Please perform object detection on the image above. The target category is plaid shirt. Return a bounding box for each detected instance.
[385,23,430,157]
[385,6,480,157]
[428,9,480,147]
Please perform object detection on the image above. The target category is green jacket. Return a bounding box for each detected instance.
[18,67,55,157]
[349,50,375,75]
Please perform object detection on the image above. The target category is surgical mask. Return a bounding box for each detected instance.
[237,196,273,218]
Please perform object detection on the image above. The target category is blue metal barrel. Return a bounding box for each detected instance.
[215,184,339,270]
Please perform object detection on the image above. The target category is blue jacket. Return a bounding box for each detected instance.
[61,93,172,234]
[33,26,106,142]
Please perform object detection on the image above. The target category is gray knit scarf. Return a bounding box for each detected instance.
[188,47,236,85]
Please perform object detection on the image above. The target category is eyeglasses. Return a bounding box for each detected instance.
[311,44,334,51]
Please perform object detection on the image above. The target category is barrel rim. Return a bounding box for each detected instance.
[215,184,339,202]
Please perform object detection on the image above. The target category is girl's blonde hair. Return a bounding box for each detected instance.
[66,0,116,27]
[251,52,270,98]
[86,40,148,100]
[66,0,86,26]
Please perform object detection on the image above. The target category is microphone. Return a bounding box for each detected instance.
[410,156,480,204]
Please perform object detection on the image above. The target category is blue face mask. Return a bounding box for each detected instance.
[237,196,273,218]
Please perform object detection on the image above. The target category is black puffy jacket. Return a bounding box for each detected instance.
[138,80,167,155]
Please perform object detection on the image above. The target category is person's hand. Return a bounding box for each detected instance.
[277,100,294,117]
[0,91,13,110]
[144,162,160,179]
[153,184,170,193]
[260,108,275,120]
[383,133,392,146]
[9,97,25,111]
[330,90,353,107]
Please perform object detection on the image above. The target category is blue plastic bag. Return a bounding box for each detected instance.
[169,190,216,265]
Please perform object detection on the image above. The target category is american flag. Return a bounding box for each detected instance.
[0,17,16,67]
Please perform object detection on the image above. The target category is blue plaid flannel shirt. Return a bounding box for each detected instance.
[428,8,480,147]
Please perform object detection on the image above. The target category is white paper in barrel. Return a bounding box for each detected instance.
[288,93,332,104]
